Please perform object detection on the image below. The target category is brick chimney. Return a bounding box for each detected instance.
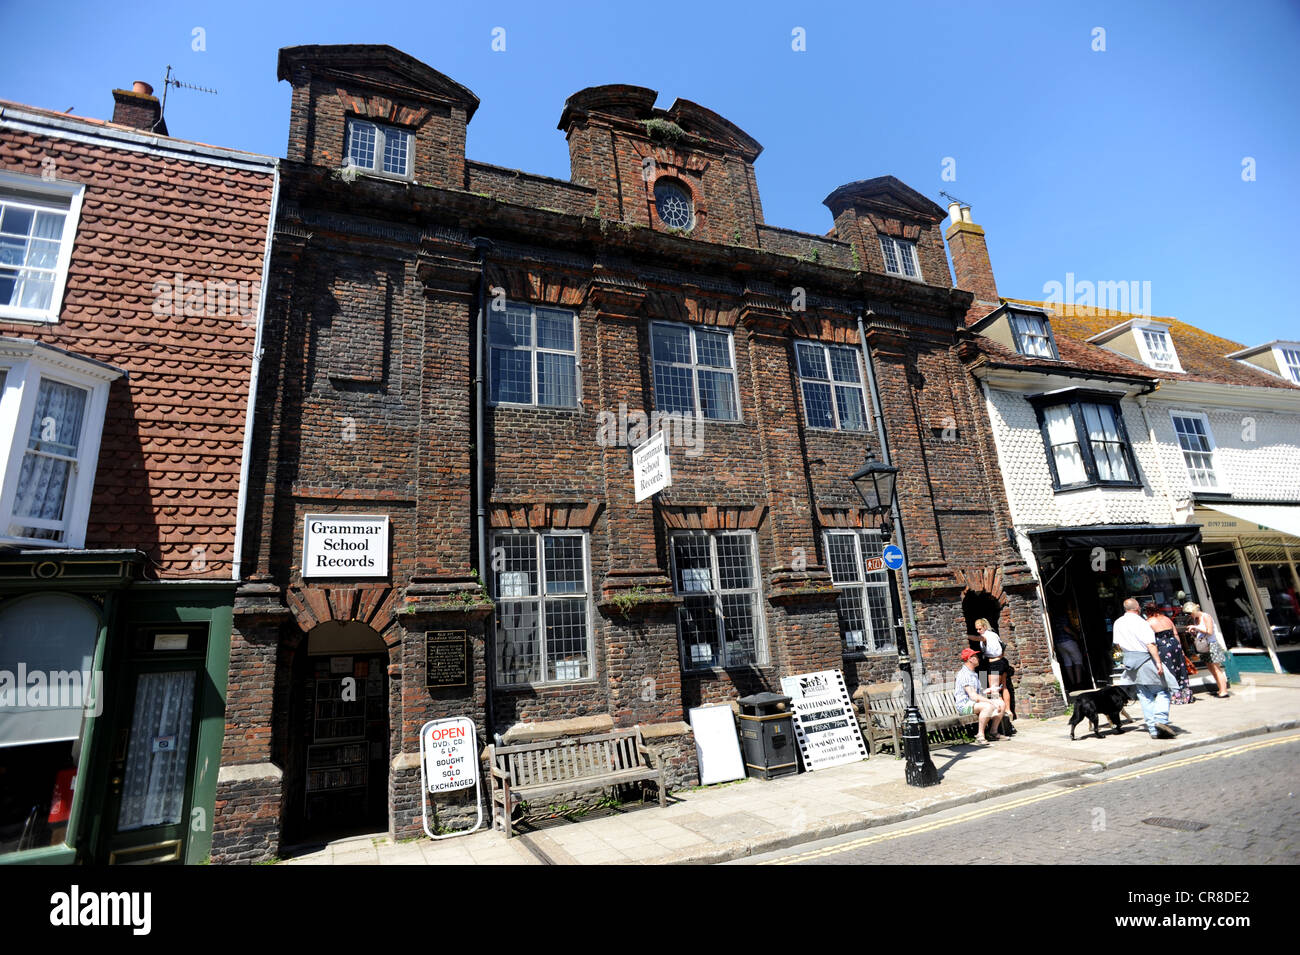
[111,80,167,135]
[945,202,998,305]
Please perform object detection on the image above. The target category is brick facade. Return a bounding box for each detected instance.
[213,44,1053,861]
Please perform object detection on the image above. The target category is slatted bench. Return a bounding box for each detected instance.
[860,684,986,752]
[486,727,666,838]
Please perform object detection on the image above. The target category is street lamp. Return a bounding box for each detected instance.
[850,452,940,788]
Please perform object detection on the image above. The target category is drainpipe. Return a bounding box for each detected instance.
[232,160,281,582]
[474,237,496,735]
[858,313,925,679]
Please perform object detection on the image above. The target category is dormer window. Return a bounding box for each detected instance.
[1277,345,1300,384]
[345,119,412,178]
[879,236,921,280]
[1135,324,1181,372]
[1010,312,1058,359]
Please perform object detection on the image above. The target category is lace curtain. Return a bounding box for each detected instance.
[116,671,195,832]
[1044,405,1086,484]
[10,378,87,540]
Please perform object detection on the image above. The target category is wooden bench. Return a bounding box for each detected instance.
[860,683,988,752]
[486,727,666,838]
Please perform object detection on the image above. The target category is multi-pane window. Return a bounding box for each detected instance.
[1034,396,1139,490]
[489,302,579,407]
[8,378,89,543]
[0,186,79,321]
[794,341,868,430]
[824,530,894,652]
[1170,412,1219,489]
[1138,327,1179,371]
[879,235,921,280]
[671,531,765,669]
[1277,347,1300,384]
[492,531,591,685]
[650,322,739,421]
[345,119,413,177]
[1010,312,1058,359]
[654,180,693,230]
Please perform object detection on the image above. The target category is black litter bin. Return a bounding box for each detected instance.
[737,692,798,779]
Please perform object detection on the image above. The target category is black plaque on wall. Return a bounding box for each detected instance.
[426,630,468,689]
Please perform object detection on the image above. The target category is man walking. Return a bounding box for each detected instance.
[1112,598,1176,739]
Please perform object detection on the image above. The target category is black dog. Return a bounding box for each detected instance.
[1069,686,1137,740]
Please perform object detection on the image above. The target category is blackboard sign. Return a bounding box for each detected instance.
[426,630,468,689]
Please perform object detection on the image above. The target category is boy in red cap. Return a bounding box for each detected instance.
[956,647,1005,743]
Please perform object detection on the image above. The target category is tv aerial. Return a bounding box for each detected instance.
[157,64,217,130]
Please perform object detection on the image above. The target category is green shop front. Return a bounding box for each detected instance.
[0,550,231,864]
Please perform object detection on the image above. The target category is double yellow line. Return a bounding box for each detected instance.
[761,732,1300,865]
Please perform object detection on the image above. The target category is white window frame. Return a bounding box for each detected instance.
[488,302,581,408]
[878,235,922,281]
[490,528,594,687]
[794,340,870,431]
[344,119,414,180]
[1133,322,1183,373]
[650,321,742,422]
[1271,344,1300,384]
[0,339,122,548]
[0,171,85,324]
[669,529,767,670]
[1169,410,1225,492]
[823,529,895,653]
[1010,312,1059,360]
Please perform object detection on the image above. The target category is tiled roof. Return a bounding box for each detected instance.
[0,119,274,577]
[1004,298,1300,391]
[970,327,1159,382]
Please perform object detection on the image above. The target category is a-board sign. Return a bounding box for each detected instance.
[302,513,389,578]
[688,704,745,785]
[426,630,468,689]
[420,717,478,793]
[779,669,868,771]
[632,431,672,503]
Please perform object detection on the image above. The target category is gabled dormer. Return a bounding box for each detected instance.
[823,177,952,287]
[276,44,480,190]
[970,303,1061,360]
[1225,341,1300,385]
[1087,318,1183,373]
[558,85,764,245]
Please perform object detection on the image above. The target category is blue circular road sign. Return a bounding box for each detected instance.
[882,544,905,570]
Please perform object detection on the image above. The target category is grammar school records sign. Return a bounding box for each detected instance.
[779,669,868,771]
[302,514,389,578]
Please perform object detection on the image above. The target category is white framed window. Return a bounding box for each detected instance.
[1274,345,1300,384]
[1170,411,1222,490]
[488,302,580,408]
[824,530,895,652]
[0,171,85,323]
[878,235,921,280]
[670,530,766,669]
[345,119,413,178]
[491,529,593,685]
[1134,323,1182,372]
[0,339,122,547]
[794,341,868,430]
[1010,312,1059,359]
[650,322,740,421]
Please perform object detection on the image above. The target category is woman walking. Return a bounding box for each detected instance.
[1184,601,1230,698]
[1145,601,1194,704]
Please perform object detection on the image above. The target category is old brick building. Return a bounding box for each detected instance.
[213,44,1055,861]
[0,86,276,863]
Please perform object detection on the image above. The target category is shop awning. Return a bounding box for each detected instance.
[1026,523,1202,552]
[1202,502,1300,540]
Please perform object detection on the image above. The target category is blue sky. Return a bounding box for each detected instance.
[3,0,1297,345]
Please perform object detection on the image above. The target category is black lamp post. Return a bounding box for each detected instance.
[850,452,940,788]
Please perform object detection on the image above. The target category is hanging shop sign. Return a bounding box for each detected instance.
[779,669,868,771]
[426,631,469,689]
[302,514,389,578]
[632,431,672,503]
[419,716,484,839]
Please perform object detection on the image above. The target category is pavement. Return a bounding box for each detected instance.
[277,672,1300,866]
